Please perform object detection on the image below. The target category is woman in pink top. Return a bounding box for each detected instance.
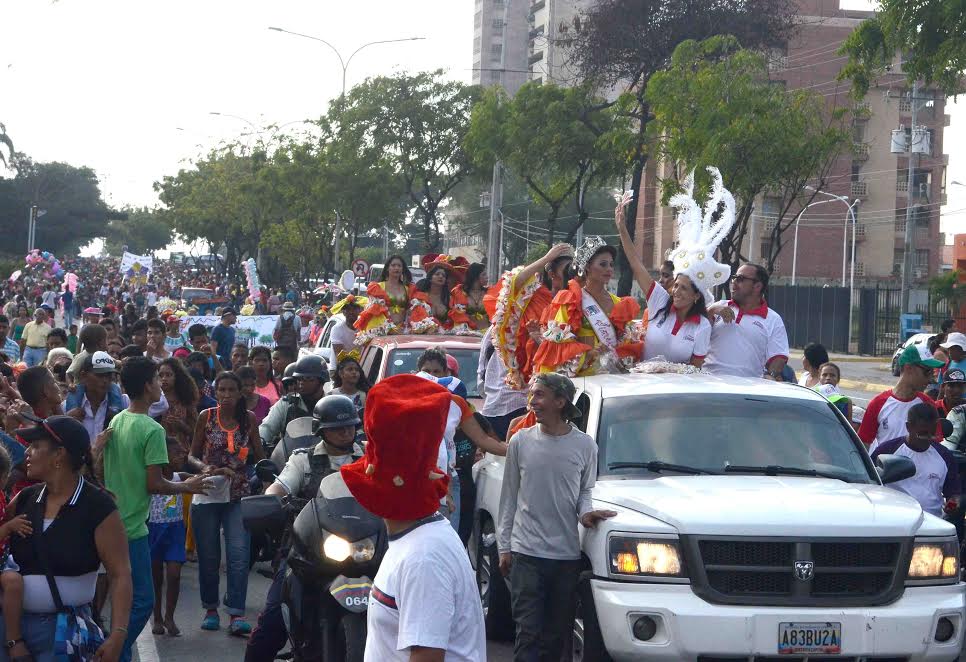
[248,346,281,406]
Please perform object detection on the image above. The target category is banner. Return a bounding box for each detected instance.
[119,252,154,285]
[178,315,279,348]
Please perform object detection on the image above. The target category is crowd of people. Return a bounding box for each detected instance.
[0,170,959,662]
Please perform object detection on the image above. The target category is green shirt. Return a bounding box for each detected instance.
[105,409,169,540]
[67,335,78,354]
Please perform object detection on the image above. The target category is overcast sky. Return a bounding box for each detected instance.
[3,0,964,249]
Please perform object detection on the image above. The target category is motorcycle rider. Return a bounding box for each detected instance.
[245,394,363,662]
[259,355,329,450]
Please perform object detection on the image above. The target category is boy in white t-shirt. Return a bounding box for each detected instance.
[871,403,961,518]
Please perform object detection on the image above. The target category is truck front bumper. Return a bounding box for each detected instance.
[591,579,966,661]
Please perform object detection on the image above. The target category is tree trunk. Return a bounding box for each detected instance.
[617,157,646,296]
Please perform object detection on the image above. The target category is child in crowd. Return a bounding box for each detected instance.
[67,324,78,354]
[816,362,853,424]
[871,403,961,518]
[0,444,35,662]
[149,436,189,637]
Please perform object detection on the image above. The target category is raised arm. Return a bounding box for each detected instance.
[514,243,574,295]
[614,193,654,295]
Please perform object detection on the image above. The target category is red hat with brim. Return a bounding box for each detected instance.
[421,254,470,284]
[341,374,452,520]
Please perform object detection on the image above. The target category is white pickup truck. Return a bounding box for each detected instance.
[472,373,966,661]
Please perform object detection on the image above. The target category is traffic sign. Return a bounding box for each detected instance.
[351,259,370,278]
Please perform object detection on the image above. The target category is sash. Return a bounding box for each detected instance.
[581,289,618,350]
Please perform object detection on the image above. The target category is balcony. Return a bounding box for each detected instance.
[530,0,546,12]
[768,55,788,73]
[897,179,909,192]
[528,50,544,65]
[850,181,868,198]
[852,142,870,161]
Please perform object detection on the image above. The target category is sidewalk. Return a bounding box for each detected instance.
[788,349,886,364]
[788,350,895,393]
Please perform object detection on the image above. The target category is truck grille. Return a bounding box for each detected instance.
[683,537,909,607]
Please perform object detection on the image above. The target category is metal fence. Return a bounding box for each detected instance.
[769,285,851,353]
[862,285,965,357]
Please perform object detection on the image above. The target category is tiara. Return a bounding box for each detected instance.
[574,236,608,274]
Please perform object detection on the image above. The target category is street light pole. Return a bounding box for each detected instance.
[268,27,425,276]
[791,198,837,285]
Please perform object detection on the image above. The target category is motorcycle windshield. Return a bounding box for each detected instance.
[271,416,317,466]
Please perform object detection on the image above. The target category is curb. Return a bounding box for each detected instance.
[788,353,890,364]
[839,377,893,393]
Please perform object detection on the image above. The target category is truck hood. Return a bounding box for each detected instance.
[594,476,927,537]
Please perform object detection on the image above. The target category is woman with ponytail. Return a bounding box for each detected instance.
[188,371,264,636]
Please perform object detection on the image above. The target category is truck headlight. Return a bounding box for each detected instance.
[320,534,376,563]
[907,539,959,584]
[609,536,686,578]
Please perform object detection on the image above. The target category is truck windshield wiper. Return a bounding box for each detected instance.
[608,461,720,475]
[722,464,854,482]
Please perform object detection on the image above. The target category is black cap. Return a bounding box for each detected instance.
[946,369,966,384]
[16,415,91,464]
[221,308,237,317]
[532,373,582,421]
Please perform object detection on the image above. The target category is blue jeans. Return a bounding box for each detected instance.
[443,475,461,532]
[191,501,250,616]
[0,610,58,662]
[23,347,47,368]
[121,536,154,662]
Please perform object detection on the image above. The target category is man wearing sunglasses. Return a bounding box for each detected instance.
[704,264,790,380]
[859,343,943,453]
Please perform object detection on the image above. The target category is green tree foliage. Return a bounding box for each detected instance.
[647,36,851,279]
[327,71,481,252]
[465,81,632,244]
[930,270,966,317]
[0,157,112,256]
[102,207,172,256]
[565,0,797,294]
[839,0,966,96]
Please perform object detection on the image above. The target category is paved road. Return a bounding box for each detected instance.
[131,560,514,662]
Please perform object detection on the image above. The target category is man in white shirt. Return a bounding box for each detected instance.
[329,298,364,358]
[478,327,527,442]
[341,374,486,662]
[859,343,941,451]
[704,263,789,379]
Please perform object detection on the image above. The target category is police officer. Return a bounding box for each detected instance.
[258,355,329,449]
[245,394,363,662]
[281,361,298,395]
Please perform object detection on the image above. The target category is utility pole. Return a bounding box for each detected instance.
[900,79,920,315]
[486,162,504,285]
[26,206,35,252]
[333,211,342,276]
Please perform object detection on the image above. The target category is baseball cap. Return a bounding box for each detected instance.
[941,332,966,350]
[16,415,91,465]
[946,368,966,384]
[898,343,945,369]
[85,351,119,374]
[221,308,237,318]
[532,373,582,421]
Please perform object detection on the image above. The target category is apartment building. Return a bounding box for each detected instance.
[635,0,950,284]
[472,0,530,95]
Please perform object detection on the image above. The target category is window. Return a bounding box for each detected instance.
[760,240,773,262]
[894,248,905,273]
[492,18,503,29]
[385,347,482,398]
[490,43,503,60]
[362,348,383,386]
[473,36,482,54]
[574,393,591,433]
[895,218,906,234]
[852,120,867,143]
[850,163,862,182]
[916,249,930,267]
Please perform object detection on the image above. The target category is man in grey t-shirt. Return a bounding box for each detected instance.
[497,373,616,661]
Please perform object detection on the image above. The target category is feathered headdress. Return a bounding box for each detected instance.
[667,167,736,304]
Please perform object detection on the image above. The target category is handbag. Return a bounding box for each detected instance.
[31,501,105,662]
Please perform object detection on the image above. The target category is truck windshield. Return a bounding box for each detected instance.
[386,348,481,398]
[597,395,874,484]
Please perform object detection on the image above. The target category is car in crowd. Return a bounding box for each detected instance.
[892,332,934,376]
[358,334,481,405]
[366,263,426,285]
[179,287,229,314]
[300,313,344,369]
[472,373,965,661]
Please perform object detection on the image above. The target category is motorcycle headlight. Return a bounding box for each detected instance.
[320,533,376,563]
[907,539,959,584]
[608,536,687,578]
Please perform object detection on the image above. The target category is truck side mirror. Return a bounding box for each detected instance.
[875,454,916,484]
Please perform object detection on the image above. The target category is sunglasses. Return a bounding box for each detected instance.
[730,275,760,285]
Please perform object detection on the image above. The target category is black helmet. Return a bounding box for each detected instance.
[281,362,298,386]
[291,354,328,382]
[313,394,361,433]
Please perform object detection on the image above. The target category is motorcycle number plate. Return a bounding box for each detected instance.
[330,575,373,613]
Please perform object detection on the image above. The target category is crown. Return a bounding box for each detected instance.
[574,236,608,274]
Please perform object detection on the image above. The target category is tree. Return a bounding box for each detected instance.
[840,0,966,96]
[566,0,797,294]
[647,36,851,282]
[465,81,632,244]
[930,270,966,317]
[0,157,113,256]
[0,123,12,169]
[102,207,172,256]
[327,71,481,252]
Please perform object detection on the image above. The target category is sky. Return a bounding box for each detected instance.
[2,0,964,255]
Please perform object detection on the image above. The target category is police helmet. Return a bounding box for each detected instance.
[313,394,361,434]
[281,362,298,386]
[291,354,328,382]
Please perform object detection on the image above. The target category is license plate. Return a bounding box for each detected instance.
[329,575,373,613]
[778,622,841,655]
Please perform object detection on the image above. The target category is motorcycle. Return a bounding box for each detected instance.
[242,459,387,662]
[270,416,318,468]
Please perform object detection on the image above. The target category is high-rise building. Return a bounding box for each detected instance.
[526,0,590,85]
[472,0,530,96]
[635,0,950,285]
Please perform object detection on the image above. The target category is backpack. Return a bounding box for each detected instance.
[276,315,298,349]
